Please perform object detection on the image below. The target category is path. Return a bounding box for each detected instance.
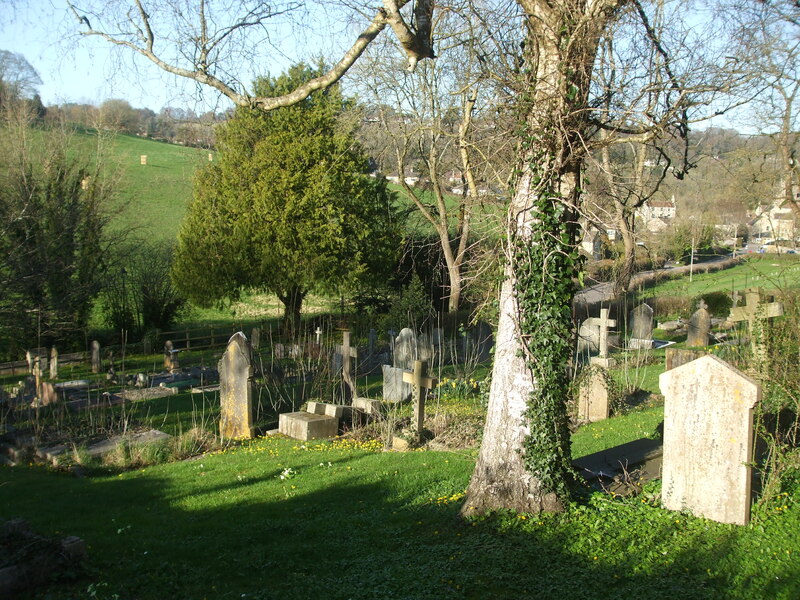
[575,254,740,305]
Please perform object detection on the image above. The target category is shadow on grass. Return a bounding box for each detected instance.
[1,447,798,600]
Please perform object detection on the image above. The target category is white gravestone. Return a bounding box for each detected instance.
[660,355,760,525]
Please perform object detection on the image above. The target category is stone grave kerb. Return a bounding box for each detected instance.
[659,354,760,525]
[402,360,438,443]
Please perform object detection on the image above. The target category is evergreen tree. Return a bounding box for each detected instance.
[173,63,401,331]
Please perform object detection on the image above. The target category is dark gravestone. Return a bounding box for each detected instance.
[628,304,654,350]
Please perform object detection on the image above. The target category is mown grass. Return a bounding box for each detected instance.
[1,431,797,599]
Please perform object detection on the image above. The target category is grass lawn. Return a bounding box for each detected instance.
[1,429,798,600]
[639,255,800,299]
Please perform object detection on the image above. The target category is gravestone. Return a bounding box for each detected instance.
[49,347,58,379]
[402,360,438,443]
[394,328,417,370]
[163,340,173,368]
[315,326,323,344]
[468,321,494,363]
[382,365,412,403]
[418,332,435,364]
[686,300,711,347]
[628,304,654,350]
[33,358,43,400]
[39,382,58,406]
[251,327,261,350]
[274,343,285,359]
[91,341,101,374]
[577,367,610,423]
[218,332,254,440]
[665,347,707,371]
[729,288,783,369]
[660,355,760,525]
[336,330,358,399]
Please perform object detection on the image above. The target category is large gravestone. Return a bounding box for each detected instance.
[628,304,654,350]
[686,300,711,347]
[394,328,417,370]
[218,332,254,440]
[660,355,760,525]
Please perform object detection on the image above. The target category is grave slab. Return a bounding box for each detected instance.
[352,397,381,415]
[306,401,350,419]
[278,412,338,440]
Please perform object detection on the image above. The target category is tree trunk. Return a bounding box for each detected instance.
[278,286,305,337]
[613,213,637,297]
[461,0,621,516]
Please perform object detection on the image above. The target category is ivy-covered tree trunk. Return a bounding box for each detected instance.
[461,0,623,516]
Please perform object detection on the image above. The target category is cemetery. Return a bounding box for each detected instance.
[2,7,800,593]
[1,255,799,597]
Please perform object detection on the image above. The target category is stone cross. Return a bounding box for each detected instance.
[403,360,438,442]
[91,340,101,374]
[660,355,760,525]
[315,326,323,344]
[729,288,783,368]
[218,332,254,440]
[49,347,58,379]
[586,308,616,367]
[336,330,358,398]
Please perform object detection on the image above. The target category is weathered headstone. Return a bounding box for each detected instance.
[315,326,323,344]
[418,332,435,364]
[91,341,101,374]
[660,355,760,525]
[163,340,174,368]
[49,347,58,379]
[39,382,58,406]
[251,327,261,350]
[402,360,438,442]
[382,365,412,403]
[686,300,711,347]
[628,304,654,350]
[394,328,417,370]
[577,367,610,423]
[274,343,285,359]
[218,332,254,440]
[729,288,783,369]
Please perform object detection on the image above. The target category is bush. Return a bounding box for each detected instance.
[696,291,732,317]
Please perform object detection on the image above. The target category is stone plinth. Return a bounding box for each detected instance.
[279,412,338,440]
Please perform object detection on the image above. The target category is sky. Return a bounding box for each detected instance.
[0,0,350,113]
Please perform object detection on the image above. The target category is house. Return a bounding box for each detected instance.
[637,196,677,222]
[385,167,421,187]
[748,198,797,241]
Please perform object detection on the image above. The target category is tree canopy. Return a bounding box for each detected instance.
[172,63,401,328]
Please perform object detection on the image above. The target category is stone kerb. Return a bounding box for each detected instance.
[659,354,760,526]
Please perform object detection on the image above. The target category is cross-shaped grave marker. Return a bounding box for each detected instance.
[315,326,323,344]
[729,288,783,369]
[586,308,616,367]
[402,360,438,443]
[336,330,358,398]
